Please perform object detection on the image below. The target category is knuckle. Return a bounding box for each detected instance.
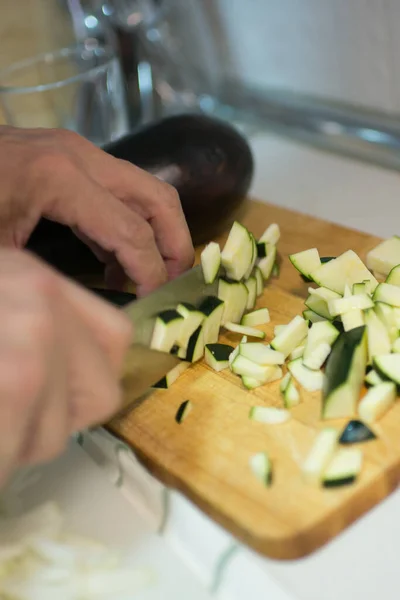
[134,220,155,248]
[161,183,180,208]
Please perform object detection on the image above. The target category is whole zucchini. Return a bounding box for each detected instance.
[26,113,254,278]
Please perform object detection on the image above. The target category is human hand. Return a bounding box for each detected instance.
[0,126,194,296]
[0,248,132,487]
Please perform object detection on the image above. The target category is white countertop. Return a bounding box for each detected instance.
[7,134,400,600]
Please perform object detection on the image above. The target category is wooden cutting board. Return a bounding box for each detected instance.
[108,199,400,560]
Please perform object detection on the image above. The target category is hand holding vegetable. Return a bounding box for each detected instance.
[0,126,194,296]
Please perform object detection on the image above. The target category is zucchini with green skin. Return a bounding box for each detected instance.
[386,264,400,286]
[205,343,234,372]
[365,369,384,386]
[244,233,258,280]
[322,326,367,419]
[176,303,205,349]
[232,355,280,381]
[302,309,326,324]
[258,245,277,281]
[253,267,264,296]
[150,310,184,352]
[283,377,300,407]
[244,277,257,310]
[201,242,221,284]
[374,302,398,342]
[221,221,254,281]
[152,361,190,389]
[185,325,205,362]
[199,296,225,344]
[257,241,269,259]
[339,420,376,444]
[323,448,363,488]
[305,287,340,320]
[249,452,272,486]
[373,353,400,386]
[311,250,378,295]
[175,400,193,423]
[289,248,321,280]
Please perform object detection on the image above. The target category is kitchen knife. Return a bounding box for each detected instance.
[118,264,219,410]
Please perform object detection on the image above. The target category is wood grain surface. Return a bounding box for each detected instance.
[108,199,398,560]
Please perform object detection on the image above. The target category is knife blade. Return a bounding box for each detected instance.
[118,265,219,410]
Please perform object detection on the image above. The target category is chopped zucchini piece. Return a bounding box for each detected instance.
[366,236,400,277]
[244,233,258,281]
[242,375,264,390]
[249,452,272,486]
[239,343,284,365]
[339,419,376,444]
[386,264,400,286]
[374,302,398,342]
[311,250,378,295]
[305,287,340,320]
[322,326,367,419]
[289,344,305,360]
[373,282,400,307]
[393,338,400,353]
[365,369,384,386]
[358,381,396,423]
[185,325,205,362]
[302,428,338,485]
[228,344,240,368]
[341,309,365,332]
[303,321,339,364]
[244,276,257,310]
[279,372,291,393]
[241,308,270,327]
[221,221,254,281]
[283,377,300,408]
[289,248,321,280]
[253,267,264,296]
[201,242,221,284]
[218,279,248,325]
[232,355,276,381]
[352,282,369,295]
[365,309,391,362]
[150,309,184,352]
[205,343,234,372]
[258,245,277,281]
[323,448,363,488]
[175,400,193,423]
[374,353,400,386]
[224,322,265,339]
[271,315,308,358]
[249,406,290,424]
[288,358,324,391]
[328,293,374,318]
[257,241,268,259]
[199,295,224,344]
[259,223,280,245]
[176,303,205,349]
[303,342,332,370]
[302,309,326,323]
[153,361,190,389]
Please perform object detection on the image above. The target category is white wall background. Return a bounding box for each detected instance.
[207,0,400,115]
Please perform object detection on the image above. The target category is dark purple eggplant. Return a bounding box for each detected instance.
[26,113,253,280]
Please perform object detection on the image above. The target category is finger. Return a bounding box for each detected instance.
[0,248,133,376]
[42,166,168,296]
[18,327,69,466]
[94,158,195,279]
[58,297,124,431]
